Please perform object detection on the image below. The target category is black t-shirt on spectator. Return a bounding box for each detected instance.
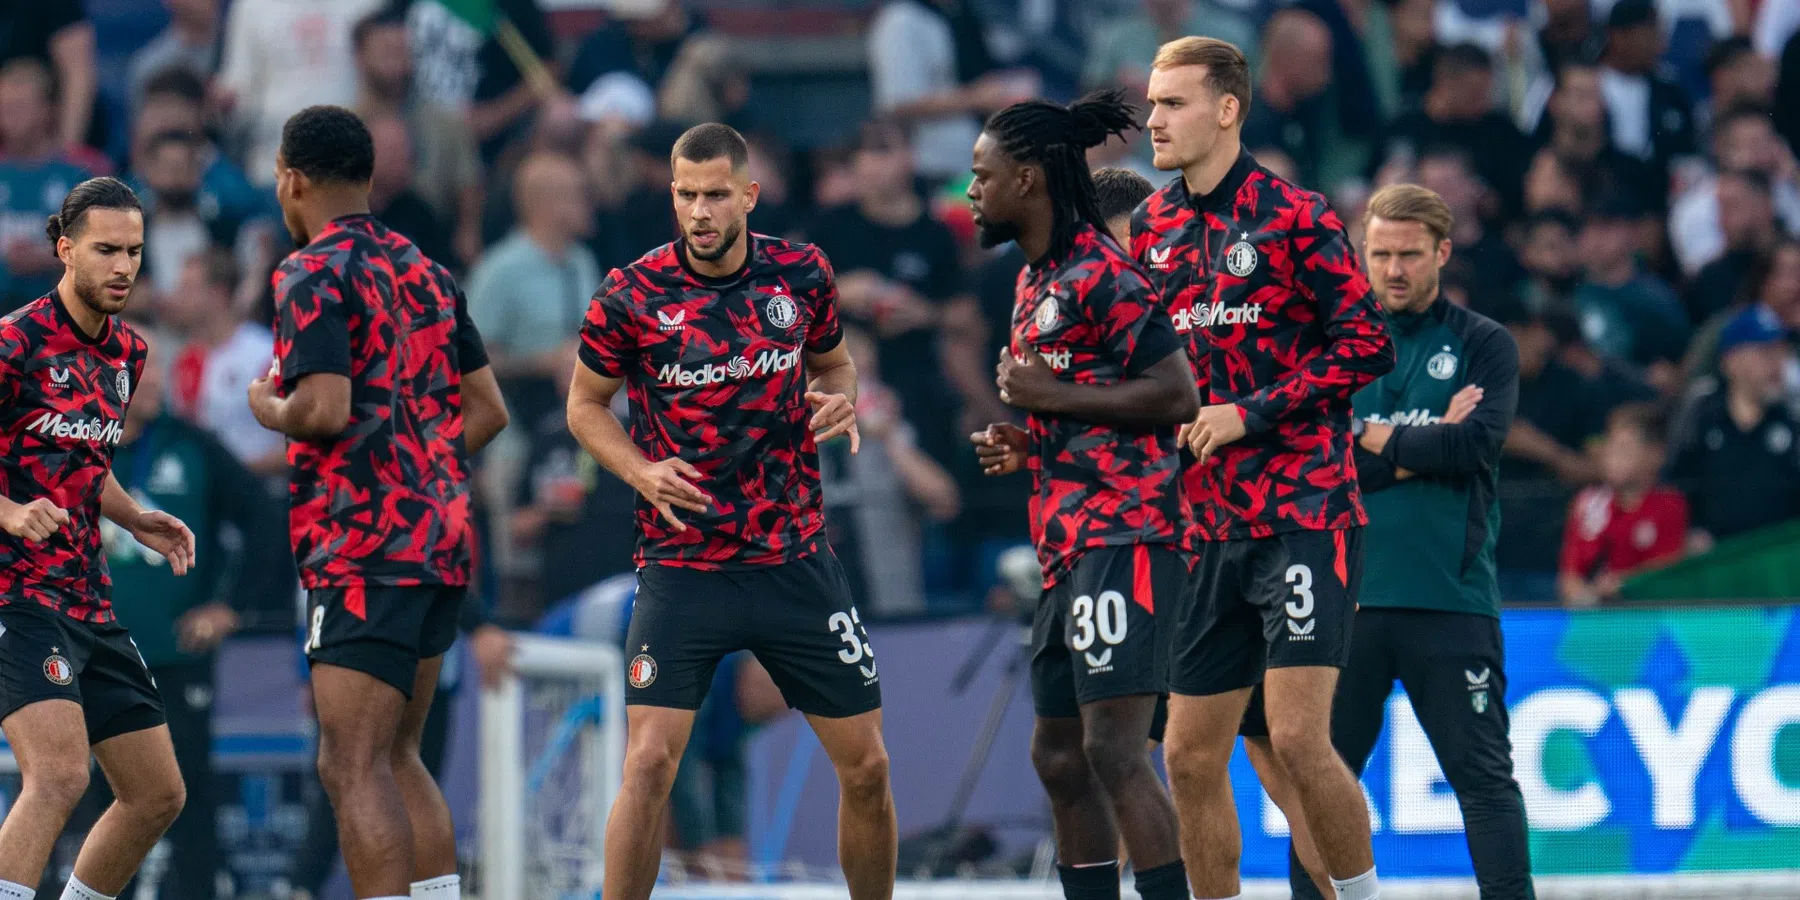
[1380,111,1532,214]
[808,203,966,462]
[1241,94,1330,189]
[516,408,638,608]
[377,190,460,273]
[1667,390,1800,540]
[392,0,552,161]
[1683,249,1760,326]
[586,186,677,275]
[566,12,705,95]
[1496,359,1609,572]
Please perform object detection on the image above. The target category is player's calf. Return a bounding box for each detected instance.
[1078,698,1185,900]
[1263,666,1377,899]
[68,725,186,898]
[1163,690,1254,900]
[0,701,95,891]
[808,711,895,900]
[604,706,697,900]
[1031,715,1122,899]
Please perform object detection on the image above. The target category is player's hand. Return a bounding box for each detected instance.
[806,391,860,453]
[1180,403,1247,463]
[1442,384,1484,424]
[177,602,240,653]
[629,457,711,533]
[996,347,1062,412]
[970,423,1029,475]
[471,624,516,689]
[130,510,196,576]
[247,369,281,431]
[1,498,69,543]
[1358,421,1395,454]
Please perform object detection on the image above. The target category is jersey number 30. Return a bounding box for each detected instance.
[1071,591,1128,651]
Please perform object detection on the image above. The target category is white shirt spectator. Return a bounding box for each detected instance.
[1755,0,1800,57]
[868,0,983,181]
[1668,174,1800,274]
[170,324,285,466]
[217,0,383,184]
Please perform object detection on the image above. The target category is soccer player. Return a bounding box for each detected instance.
[0,177,196,900]
[1094,162,1335,897]
[566,123,895,900]
[1284,184,1533,899]
[247,106,509,900]
[1133,37,1395,900]
[965,92,1200,900]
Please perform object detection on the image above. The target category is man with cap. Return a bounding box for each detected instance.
[1597,0,1697,203]
[1668,305,1800,549]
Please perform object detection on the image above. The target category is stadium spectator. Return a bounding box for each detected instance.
[1558,403,1688,606]
[126,0,221,117]
[1240,9,1337,190]
[1535,0,1604,78]
[85,329,264,900]
[1532,61,1662,211]
[1515,209,1583,312]
[566,0,706,99]
[1362,0,1438,118]
[467,152,599,426]
[1755,0,1800,58]
[215,0,384,185]
[368,115,460,270]
[1777,32,1800,155]
[1081,0,1258,94]
[162,248,284,473]
[0,2,102,155]
[1682,169,1783,327]
[657,35,752,128]
[1668,107,1800,277]
[1682,239,1800,381]
[1380,44,1531,215]
[0,59,108,313]
[809,121,984,466]
[1702,38,1777,135]
[1574,194,1689,373]
[1414,147,1523,300]
[1495,304,1606,601]
[867,0,1038,181]
[1596,0,1698,178]
[578,121,676,274]
[401,0,566,163]
[1668,305,1800,546]
[1523,149,1586,215]
[352,8,485,268]
[821,328,961,617]
[513,341,637,610]
[135,131,253,299]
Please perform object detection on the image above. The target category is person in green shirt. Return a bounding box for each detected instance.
[1288,184,1537,899]
[80,330,271,900]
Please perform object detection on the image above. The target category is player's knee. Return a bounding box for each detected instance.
[134,776,186,831]
[621,741,684,796]
[1162,730,1232,792]
[1266,718,1334,775]
[835,745,891,805]
[1081,730,1147,793]
[26,758,91,812]
[1030,730,1090,798]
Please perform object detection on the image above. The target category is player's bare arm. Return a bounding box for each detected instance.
[566,362,711,532]
[101,472,195,576]
[970,423,1029,475]
[460,364,510,453]
[805,341,860,452]
[247,369,351,440]
[998,345,1198,426]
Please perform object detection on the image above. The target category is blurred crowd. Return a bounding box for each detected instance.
[4,0,1799,891]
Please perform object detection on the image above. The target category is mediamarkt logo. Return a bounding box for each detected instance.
[1173,300,1262,332]
[658,347,802,386]
[28,412,124,444]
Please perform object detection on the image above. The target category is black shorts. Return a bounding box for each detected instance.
[304,584,463,699]
[1032,544,1188,719]
[0,602,165,744]
[627,551,881,719]
[1168,528,1363,697]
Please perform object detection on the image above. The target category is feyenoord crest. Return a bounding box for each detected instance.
[44,652,73,685]
[1225,236,1258,277]
[1427,347,1458,380]
[116,368,131,403]
[628,647,658,689]
[1035,294,1060,331]
[765,292,798,330]
[1471,690,1489,713]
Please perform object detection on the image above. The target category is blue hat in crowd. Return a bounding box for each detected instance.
[1718,305,1790,356]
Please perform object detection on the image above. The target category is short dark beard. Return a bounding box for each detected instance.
[976,217,1019,249]
[73,268,127,318]
[687,220,743,262]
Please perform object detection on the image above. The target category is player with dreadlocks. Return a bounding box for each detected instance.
[967,91,1200,900]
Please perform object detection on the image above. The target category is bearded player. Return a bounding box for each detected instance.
[1134,37,1395,900]
[967,92,1200,900]
[567,122,895,900]
[248,106,509,900]
[0,178,196,900]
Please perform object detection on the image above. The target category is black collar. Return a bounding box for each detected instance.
[1185,148,1258,213]
[677,234,755,287]
[50,290,111,347]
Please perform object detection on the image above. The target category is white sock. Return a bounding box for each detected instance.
[0,878,33,900]
[59,878,112,900]
[411,875,461,899]
[1332,867,1380,900]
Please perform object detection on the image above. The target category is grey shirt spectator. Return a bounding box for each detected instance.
[868,0,1032,180]
[126,0,221,116]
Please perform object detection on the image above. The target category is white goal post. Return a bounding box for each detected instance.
[480,632,626,900]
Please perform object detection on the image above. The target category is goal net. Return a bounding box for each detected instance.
[479,633,625,900]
